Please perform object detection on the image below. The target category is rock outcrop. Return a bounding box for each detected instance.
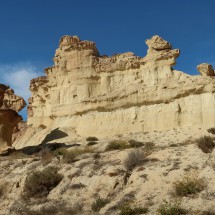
[0,84,26,149]
[14,35,215,147]
[197,63,215,76]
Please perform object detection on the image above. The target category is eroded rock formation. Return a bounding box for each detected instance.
[15,35,215,147]
[0,84,26,149]
[197,63,215,76]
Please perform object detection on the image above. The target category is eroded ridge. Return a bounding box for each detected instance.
[26,35,215,138]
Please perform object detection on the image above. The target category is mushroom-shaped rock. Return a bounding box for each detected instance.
[0,84,26,151]
[197,63,215,76]
[2,88,26,112]
[144,35,180,67]
[146,35,172,50]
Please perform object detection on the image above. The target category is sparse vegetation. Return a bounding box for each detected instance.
[201,209,215,215]
[106,139,153,152]
[55,147,93,163]
[207,128,215,135]
[93,152,101,159]
[157,200,187,215]
[0,181,8,198]
[87,141,98,146]
[172,173,206,197]
[119,204,148,215]
[86,136,99,141]
[40,148,54,165]
[71,183,86,189]
[123,149,144,171]
[53,147,67,156]
[197,136,215,153]
[10,200,82,215]
[128,139,144,148]
[106,140,129,151]
[23,166,63,198]
[8,150,29,159]
[143,142,155,156]
[91,197,110,212]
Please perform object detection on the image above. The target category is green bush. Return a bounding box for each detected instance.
[23,166,63,198]
[106,140,129,151]
[55,147,93,163]
[71,183,86,189]
[119,205,148,215]
[157,200,187,215]
[128,139,144,148]
[87,141,98,146]
[172,174,206,197]
[86,136,99,141]
[91,197,110,212]
[197,136,215,153]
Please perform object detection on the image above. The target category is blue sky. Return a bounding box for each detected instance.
[1,0,215,119]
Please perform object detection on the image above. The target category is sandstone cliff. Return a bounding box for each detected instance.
[1,35,215,215]
[0,84,26,150]
[14,35,215,148]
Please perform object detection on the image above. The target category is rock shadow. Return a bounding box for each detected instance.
[1,128,80,156]
[41,128,69,145]
[19,142,80,155]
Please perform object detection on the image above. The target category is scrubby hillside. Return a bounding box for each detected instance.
[0,127,215,215]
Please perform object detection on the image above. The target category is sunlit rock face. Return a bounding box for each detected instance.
[197,63,215,76]
[24,35,215,141]
[0,84,26,149]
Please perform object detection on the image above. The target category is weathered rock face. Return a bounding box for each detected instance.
[23,35,215,143]
[0,84,26,149]
[197,63,215,76]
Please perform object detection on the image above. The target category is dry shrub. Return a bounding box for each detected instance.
[23,166,63,198]
[40,148,54,165]
[201,209,215,215]
[157,200,187,215]
[172,173,206,197]
[0,180,9,198]
[106,140,129,151]
[86,136,99,141]
[93,152,101,159]
[128,139,144,148]
[91,197,110,212]
[87,141,98,146]
[71,183,86,189]
[123,149,144,171]
[197,136,215,153]
[10,200,82,215]
[38,202,82,215]
[207,128,215,135]
[62,147,93,163]
[119,204,148,215]
[54,147,93,163]
[144,142,155,156]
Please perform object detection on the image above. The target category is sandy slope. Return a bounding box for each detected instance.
[0,127,215,215]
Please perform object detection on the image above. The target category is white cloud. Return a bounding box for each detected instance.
[0,63,43,102]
